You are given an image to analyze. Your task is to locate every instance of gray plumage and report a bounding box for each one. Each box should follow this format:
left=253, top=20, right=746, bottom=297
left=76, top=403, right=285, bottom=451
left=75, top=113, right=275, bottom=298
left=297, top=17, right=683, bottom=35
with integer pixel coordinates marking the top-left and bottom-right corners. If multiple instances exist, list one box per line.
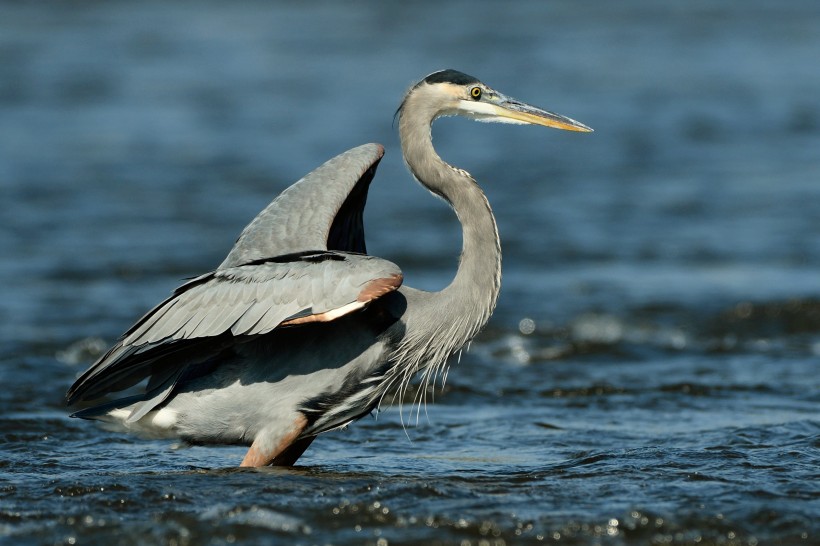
left=66, top=69, right=591, bottom=467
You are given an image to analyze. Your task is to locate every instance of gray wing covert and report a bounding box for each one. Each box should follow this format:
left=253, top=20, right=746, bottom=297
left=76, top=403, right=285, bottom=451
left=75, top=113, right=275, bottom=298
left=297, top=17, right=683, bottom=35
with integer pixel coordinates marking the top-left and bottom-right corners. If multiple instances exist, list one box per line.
left=123, top=253, right=402, bottom=344
left=220, top=143, right=384, bottom=268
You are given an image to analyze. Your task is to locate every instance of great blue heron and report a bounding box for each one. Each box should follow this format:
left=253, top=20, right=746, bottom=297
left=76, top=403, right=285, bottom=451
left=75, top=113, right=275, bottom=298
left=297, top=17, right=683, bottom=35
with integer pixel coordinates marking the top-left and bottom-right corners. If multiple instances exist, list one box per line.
left=66, top=69, right=592, bottom=467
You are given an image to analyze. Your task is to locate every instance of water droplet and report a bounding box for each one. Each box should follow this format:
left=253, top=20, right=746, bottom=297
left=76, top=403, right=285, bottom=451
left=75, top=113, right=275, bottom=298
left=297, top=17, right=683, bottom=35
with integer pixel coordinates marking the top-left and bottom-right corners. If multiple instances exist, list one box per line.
left=518, top=318, right=536, bottom=335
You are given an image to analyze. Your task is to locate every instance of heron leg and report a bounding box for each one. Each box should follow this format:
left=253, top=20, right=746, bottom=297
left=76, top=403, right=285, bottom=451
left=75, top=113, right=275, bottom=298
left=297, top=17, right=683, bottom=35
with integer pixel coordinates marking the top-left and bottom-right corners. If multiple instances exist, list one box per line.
left=270, top=435, right=315, bottom=466
left=240, top=414, right=309, bottom=467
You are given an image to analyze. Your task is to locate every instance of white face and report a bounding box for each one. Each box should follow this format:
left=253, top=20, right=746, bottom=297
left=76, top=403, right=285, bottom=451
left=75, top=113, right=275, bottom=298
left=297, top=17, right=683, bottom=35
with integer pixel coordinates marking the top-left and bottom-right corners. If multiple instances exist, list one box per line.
left=416, top=82, right=524, bottom=124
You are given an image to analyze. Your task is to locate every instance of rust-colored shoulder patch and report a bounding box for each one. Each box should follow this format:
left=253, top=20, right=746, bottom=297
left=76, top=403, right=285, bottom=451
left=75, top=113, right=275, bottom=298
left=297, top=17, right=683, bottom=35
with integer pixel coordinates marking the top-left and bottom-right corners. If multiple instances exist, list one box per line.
left=357, top=273, right=403, bottom=303
left=280, top=273, right=403, bottom=327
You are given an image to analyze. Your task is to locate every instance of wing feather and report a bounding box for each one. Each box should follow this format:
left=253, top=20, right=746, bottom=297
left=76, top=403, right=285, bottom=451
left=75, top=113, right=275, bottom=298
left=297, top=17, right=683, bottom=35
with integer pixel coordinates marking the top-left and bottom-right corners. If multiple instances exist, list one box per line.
left=219, top=144, right=384, bottom=267
left=66, top=251, right=402, bottom=405
left=125, top=256, right=401, bottom=345
left=67, top=143, right=390, bottom=413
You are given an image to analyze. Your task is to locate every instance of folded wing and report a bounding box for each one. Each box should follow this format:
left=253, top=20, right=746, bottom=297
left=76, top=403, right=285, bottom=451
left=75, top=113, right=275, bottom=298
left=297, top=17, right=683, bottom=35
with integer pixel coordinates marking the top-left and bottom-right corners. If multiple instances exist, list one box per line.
left=67, top=252, right=402, bottom=411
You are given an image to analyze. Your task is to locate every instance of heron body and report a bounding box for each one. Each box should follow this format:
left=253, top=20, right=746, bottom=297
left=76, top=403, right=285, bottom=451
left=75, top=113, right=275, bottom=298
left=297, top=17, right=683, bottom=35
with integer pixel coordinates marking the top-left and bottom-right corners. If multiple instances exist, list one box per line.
left=66, top=70, right=591, bottom=466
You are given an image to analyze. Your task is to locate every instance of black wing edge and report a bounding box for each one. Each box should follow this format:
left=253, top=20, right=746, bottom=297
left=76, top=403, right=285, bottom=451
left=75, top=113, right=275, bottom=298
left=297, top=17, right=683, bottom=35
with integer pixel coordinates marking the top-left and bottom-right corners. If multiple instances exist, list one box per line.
left=65, top=332, right=231, bottom=410
left=326, top=158, right=381, bottom=254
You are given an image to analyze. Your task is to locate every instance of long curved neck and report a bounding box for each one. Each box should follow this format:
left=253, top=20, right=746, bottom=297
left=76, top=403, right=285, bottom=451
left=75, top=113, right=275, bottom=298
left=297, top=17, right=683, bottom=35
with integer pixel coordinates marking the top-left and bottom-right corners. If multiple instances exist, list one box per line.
left=398, top=91, right=501, bottom=342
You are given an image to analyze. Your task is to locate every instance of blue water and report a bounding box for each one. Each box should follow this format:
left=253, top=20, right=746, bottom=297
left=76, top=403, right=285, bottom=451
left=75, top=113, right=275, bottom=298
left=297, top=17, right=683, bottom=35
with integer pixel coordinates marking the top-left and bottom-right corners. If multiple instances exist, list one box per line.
left=1, top=1, right=818, bottom=544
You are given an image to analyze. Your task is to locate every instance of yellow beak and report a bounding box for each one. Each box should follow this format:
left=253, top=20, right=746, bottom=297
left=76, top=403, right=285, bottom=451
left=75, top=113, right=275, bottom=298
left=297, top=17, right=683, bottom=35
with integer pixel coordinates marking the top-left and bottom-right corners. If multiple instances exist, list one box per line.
left=492, top=94, right=593, bottom=132
left=459, top=92, right=593, bottom=132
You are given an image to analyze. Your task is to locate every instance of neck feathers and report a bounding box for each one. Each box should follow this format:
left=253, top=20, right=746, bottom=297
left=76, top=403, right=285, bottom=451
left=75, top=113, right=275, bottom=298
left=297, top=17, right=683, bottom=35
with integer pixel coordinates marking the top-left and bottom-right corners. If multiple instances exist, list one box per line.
left=395, top=83, right=503, bottom=370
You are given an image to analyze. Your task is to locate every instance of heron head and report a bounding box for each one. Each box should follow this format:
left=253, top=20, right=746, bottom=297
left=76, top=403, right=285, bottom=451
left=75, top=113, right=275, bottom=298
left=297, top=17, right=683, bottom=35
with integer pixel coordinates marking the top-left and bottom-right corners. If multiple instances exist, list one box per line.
left=398, top=69, right=593, bottom=132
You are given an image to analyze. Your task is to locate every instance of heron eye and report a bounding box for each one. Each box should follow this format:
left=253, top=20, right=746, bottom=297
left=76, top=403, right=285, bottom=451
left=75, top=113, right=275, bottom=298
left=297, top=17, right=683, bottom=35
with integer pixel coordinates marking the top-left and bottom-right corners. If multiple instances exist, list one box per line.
left=470, top=87, right=482, bottom=100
